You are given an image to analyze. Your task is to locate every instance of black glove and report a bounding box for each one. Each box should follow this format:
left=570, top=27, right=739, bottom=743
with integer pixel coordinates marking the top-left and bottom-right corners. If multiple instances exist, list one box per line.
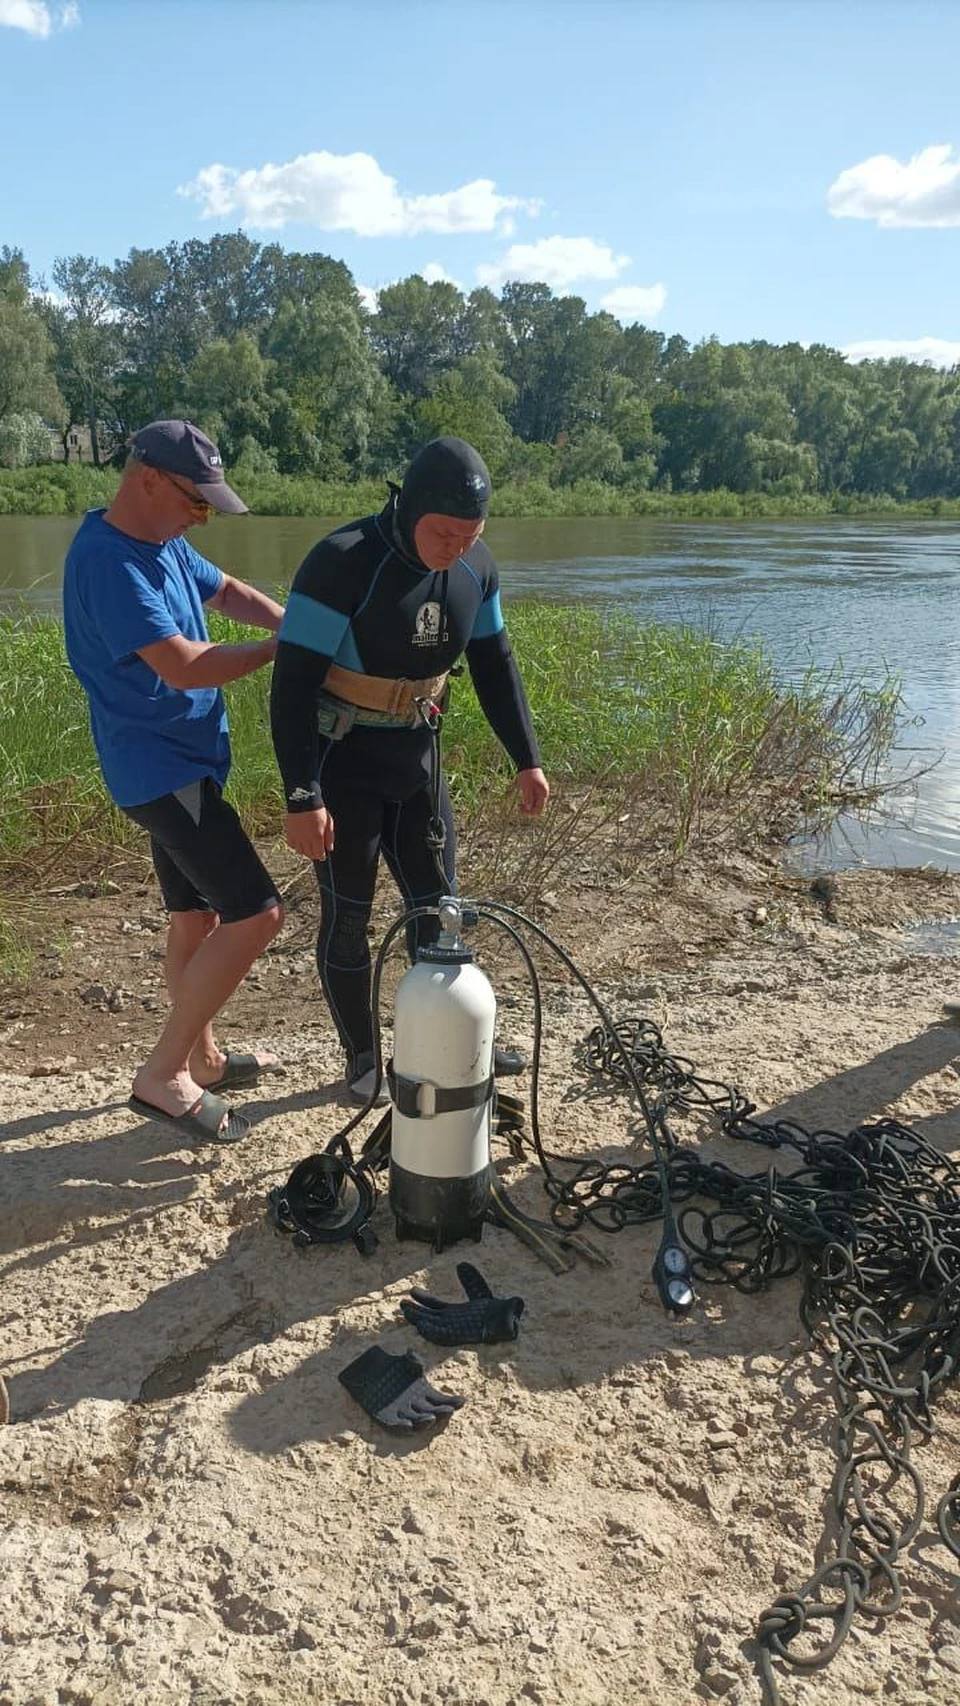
left=338, top=1345, right=465, bottom=1431
left=400, top=1262, right=525, bottom=1346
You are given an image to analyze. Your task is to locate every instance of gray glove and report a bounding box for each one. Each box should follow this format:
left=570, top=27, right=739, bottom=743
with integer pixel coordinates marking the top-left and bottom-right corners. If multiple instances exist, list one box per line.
left=338, top=1345, right=465, bottom=1431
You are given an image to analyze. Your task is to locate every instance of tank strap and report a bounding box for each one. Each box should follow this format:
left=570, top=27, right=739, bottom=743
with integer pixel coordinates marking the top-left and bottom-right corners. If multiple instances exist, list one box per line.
left=387, top=1061, right=494, bottom=1120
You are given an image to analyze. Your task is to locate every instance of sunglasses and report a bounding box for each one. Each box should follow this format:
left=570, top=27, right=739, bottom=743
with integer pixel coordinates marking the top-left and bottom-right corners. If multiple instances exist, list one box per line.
left=159, top=469, right=215, bottom=517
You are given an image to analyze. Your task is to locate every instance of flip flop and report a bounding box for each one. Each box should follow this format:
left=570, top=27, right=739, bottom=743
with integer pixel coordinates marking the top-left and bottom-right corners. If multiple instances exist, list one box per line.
left=128, top=1090, right=251, bottom=1145
left=205, top=1051, right=284, bottom=1094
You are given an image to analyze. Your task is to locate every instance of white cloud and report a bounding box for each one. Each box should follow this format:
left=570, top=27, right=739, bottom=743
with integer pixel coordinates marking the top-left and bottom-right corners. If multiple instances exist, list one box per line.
left=421, top=262, right=464, bottom=291
left=600, top=283, right=667, bottom=324
left=178, top=149, right=539, bottom=236
left=355, top=284, right=379, bottom=314
left=828, top=144, right=960, bottom=228
left=843, top=337, right=960, bottom=369
left=0, top=0, right=77, bottom=35
left=476, top=235, right=630, bottom=292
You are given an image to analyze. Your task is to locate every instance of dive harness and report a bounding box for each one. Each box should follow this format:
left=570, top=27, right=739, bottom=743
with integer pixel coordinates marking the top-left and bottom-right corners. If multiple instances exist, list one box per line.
left=315, top=662, right=450, bottom=739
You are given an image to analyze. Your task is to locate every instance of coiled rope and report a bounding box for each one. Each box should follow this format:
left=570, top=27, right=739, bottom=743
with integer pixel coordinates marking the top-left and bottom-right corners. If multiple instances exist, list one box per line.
left=542, top=1013, right=960, bottom=1705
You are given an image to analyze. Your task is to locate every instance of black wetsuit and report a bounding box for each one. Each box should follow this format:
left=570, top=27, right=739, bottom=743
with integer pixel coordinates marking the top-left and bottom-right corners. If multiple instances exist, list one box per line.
left=270, top=493, right=540, bottom=1064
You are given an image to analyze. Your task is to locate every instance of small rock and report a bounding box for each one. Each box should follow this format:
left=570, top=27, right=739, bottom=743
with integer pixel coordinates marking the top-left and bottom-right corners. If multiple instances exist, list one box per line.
left=700, top=1666, right=739, bottom=1697
left=409, top=1615, right=442, bottom=1640
left=750, top=906, right=768, bottom=926
left=103, top=1570, right=140, bottom=1596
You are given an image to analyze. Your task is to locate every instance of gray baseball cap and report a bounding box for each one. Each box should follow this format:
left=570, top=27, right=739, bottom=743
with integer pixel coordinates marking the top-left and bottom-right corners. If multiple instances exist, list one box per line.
left=130, top=419, right=248, bottom=514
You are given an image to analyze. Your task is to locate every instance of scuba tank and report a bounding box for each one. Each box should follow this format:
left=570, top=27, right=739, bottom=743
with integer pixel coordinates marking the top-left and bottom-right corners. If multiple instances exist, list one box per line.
left=389, top=897, right=495, bottom=1250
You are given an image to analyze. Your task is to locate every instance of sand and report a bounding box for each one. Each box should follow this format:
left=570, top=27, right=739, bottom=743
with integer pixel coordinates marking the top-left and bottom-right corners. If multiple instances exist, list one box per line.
left=3, top=847, right=960, bottom=1706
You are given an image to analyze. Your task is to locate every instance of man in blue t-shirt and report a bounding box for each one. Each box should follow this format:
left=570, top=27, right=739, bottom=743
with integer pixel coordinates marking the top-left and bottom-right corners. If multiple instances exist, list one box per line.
left=64, top=419, right=285, bottom=1144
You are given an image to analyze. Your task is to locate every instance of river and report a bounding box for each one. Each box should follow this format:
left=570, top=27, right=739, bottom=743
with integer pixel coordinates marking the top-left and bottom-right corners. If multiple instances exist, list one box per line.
left=2, top=512, right=958, bottom=872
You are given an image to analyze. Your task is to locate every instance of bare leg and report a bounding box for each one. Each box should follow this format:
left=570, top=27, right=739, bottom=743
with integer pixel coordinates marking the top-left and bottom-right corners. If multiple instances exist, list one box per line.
left=163, top=910, right=221, bottom=1082
left=132, top=903, right=284, bottom=1121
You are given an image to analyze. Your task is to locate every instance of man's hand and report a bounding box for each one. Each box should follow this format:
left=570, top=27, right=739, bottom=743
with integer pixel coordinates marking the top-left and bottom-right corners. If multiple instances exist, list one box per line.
left=285, top=807, right=335, bottom=861
left=516, top=767, right=550, bottom=817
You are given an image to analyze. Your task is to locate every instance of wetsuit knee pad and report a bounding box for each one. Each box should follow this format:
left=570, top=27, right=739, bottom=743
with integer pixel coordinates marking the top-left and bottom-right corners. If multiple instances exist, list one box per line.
left=319, top=909, right=371, bottom=972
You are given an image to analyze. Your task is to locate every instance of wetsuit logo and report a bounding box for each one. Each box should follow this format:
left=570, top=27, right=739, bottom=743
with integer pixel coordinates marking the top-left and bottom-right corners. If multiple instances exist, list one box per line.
left=412, top=601, right=445, bottom=647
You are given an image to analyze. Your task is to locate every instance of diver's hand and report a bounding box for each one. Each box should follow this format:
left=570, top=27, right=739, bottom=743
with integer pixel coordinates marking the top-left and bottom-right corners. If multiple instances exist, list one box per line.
left=284, top=807, right=335, bottom=861
left=516, top=767, right=549, bottom=817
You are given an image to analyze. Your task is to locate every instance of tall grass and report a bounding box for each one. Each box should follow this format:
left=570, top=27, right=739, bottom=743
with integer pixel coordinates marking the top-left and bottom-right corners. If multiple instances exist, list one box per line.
left=443, top=604, right=903, bottom=852
left=0, top=603, right=903, bottom=883
left=3, top=462, right=960, bottom=519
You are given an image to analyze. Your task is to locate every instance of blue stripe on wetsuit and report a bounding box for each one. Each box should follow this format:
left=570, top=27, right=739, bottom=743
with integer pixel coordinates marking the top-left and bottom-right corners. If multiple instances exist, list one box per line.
left=280, top=591, right=351, bottom=656
left=470, top=589, right=504, bottom=641
left=333, top=627, right=365, bottom=671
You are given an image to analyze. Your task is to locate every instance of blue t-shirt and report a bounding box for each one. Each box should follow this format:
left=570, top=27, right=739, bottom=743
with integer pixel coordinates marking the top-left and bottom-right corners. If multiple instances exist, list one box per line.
left=63, top=509, right=230, bottom=807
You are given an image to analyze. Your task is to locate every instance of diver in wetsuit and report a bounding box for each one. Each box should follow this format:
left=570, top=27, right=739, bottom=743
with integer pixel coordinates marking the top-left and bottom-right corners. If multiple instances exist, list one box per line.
left=270, top=437, right=550, bottom=1101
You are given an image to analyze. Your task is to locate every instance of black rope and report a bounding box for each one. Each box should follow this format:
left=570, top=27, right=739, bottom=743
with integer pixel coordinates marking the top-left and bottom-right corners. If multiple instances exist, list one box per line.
left=568, top=1013, right=960, bottom=1704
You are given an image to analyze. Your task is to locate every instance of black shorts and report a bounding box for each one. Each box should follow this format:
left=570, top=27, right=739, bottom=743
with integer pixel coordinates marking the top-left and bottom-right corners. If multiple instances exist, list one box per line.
left=122, top=778, right=280, bottom=925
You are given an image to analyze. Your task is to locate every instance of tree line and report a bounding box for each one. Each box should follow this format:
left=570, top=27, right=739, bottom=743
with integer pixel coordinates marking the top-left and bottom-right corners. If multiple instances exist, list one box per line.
left=1, top=234, right=958, bottom=499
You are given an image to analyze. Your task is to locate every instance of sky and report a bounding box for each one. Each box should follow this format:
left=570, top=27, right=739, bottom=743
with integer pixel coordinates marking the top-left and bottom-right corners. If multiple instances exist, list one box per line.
left=2, top=0, right=960, bottom=364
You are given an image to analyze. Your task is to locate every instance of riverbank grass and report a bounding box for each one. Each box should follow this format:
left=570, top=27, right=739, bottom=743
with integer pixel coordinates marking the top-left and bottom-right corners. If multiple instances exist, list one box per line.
left=0, top=603, right=900, bottom=883
left=3, top=462, right=960, bottom=519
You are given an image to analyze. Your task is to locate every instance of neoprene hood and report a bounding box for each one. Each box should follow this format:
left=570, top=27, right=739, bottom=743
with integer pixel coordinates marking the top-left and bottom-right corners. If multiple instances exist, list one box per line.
left=395, top=437, right=492, bottom=556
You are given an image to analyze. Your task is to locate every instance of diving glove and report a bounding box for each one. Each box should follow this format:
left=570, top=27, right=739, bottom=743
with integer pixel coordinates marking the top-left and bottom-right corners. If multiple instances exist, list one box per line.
left=400, top=1261, right=525, bottom=1346
left=338, top=1345, right=464, bottom=1431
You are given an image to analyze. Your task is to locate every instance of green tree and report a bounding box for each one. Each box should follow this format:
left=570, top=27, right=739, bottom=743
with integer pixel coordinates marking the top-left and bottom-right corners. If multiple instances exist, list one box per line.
left=500, top=286, right=623, bottom=444
left=186, top=332, right=272, bottom=463
left=264, top=293, right=389, bottom=475
left=110, top=243, right=209, bottom=428
left=0, top=411, right=53, bottom=468
left=556, top=426, right=624, bottom=486
left=0, top=250, right=62, bottom=425
left=370, top=276, right=466, bottom=397
left=411, top=353, right=516, bottom=476
left=43, top=255, right=120, bottom=465
left=178, top=232, right=270, bottom=338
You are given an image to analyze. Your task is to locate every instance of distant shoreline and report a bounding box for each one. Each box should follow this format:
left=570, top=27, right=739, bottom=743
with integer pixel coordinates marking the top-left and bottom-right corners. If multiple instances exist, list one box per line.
left=3, top=464, right=960, bottom=521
